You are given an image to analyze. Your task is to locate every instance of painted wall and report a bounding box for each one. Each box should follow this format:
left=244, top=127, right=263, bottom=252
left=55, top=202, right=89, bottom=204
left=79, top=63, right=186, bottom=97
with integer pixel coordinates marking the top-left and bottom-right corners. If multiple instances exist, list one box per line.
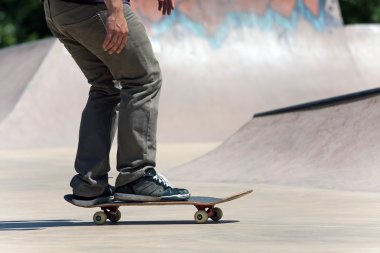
left=131, top=0, right=342, bottom=48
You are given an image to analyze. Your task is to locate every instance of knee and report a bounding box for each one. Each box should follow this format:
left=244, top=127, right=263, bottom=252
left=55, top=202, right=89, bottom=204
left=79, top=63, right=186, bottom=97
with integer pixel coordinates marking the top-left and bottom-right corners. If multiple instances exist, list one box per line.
left=88, top=83, right=121, bottom=104
left=148, top=68, right=162, bottom=92
left=119, top=66, right=162, bottom=94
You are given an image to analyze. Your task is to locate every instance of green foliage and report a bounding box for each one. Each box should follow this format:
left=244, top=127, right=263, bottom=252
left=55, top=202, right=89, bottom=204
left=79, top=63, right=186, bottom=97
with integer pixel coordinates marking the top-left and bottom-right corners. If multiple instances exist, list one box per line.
left=339, top=0, right=380, bottom=24
left=0, top=0, right=51, bottom=48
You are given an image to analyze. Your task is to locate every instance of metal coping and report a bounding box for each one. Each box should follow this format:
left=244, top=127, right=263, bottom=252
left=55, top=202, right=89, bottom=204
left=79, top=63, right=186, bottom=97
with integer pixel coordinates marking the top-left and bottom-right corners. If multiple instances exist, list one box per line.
left=254, top=87, right=380, bottom=118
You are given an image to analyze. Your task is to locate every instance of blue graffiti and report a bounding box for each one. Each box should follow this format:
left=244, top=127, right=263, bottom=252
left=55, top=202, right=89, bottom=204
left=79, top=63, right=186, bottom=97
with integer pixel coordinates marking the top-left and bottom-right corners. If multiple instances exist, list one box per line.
left=148, top=0, right=342, bottom=48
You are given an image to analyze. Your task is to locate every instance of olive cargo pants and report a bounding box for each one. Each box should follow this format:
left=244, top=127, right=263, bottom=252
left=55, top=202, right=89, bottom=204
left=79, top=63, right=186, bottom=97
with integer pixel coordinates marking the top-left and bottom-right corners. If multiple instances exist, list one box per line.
left=44, top=0, right=162, bottom=197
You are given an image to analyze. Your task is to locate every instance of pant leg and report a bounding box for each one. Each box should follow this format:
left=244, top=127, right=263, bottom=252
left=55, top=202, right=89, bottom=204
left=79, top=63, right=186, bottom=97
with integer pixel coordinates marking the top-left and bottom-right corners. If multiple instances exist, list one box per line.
left=45, top=0, right=120, bottom=197
left=45, top=0, right=162, bottom=191
left=98, top=6, right=162, bottom=187
left=68, top=42, right=121, bottom=197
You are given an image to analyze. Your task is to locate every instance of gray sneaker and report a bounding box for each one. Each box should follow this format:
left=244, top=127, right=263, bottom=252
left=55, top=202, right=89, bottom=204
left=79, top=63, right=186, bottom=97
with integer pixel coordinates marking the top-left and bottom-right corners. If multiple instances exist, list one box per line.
left=114, top=168, right=190, bottom=201
left=72, top=185, right=114, bottom=207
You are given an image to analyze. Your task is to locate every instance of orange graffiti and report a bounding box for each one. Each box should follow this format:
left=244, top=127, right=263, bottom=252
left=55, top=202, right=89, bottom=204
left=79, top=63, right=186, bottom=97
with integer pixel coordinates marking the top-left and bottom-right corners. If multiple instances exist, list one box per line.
left=178, top=1, right=226, bottom=35
left=130, top=0, right=161, bottom=22
left=250, top=0, right=271, bottom=16
left=304, top=0, right=319, bottom=16
left=130, top=0, right=324, bottom=35
left=270, top=0, right=297, bottom=17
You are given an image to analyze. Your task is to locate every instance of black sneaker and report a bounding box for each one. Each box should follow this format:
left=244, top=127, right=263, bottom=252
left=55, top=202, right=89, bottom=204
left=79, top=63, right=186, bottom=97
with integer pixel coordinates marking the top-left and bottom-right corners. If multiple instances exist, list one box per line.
left=114, top=168, right=190, bottom=201
left=72, top=185, right=114, bottom=207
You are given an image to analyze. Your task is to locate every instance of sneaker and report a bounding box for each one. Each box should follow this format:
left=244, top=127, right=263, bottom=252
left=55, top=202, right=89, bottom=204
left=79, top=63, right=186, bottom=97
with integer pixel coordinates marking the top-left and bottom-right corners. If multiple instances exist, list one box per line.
left=114, top=168, right=190, bottom=201
left=72, top=185, right=114, bottom=207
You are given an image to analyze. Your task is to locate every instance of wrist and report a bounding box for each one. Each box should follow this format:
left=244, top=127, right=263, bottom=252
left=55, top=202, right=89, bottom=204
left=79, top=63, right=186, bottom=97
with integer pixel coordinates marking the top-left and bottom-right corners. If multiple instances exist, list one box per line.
left=105, top=0, right=124, bottom=15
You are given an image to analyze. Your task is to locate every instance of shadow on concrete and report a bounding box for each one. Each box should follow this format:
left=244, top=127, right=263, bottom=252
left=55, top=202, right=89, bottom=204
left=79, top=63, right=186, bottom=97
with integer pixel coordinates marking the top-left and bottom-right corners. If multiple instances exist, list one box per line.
left=0, top=219, right=239, bottom=231
left=0, top=220, right=92, bottom=231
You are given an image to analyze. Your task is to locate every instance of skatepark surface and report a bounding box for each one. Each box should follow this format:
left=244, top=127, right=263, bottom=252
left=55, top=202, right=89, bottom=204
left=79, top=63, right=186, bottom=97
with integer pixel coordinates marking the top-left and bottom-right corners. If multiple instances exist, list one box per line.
left=1, top=148, right=380, bottom=253
left=2, top=0, right=380, bottom=252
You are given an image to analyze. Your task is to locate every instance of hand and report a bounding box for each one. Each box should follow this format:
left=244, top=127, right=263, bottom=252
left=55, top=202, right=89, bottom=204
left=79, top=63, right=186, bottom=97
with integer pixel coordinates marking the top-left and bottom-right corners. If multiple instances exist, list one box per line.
left=102, top=11, right=129, bottom=54
left=158, top=0, right=175, bottom=15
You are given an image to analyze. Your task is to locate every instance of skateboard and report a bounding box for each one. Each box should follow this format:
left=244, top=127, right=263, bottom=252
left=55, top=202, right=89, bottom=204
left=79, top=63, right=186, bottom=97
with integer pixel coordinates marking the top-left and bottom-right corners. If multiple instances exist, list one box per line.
left=64, top=189, right=253, bottom=225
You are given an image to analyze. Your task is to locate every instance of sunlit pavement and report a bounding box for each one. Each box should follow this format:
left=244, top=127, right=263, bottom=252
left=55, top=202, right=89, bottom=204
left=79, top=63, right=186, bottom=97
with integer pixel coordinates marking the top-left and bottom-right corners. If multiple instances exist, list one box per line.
left=1, top=145, right=380, bottom=253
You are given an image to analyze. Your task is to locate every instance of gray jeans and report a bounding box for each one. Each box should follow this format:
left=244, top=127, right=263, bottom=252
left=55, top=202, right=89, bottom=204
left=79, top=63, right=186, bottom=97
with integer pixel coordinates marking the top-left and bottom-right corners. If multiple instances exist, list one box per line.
left=44, top=0, right=162, bottom=197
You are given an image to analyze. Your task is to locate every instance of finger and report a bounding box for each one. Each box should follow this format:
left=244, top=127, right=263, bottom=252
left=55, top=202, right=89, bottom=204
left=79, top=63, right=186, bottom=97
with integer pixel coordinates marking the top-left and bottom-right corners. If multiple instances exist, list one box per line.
left=105, top=33, right=119, bottom=52
left=167, top=2, right=173, bottom=15
left=103, top=32, right=114, bottom=50
left=166, top=1, right=174, bottom=15
left=108, top=34, right=123, bottom=54
left=104, top=31, right=119, bottom=51
left=169, top=0, right=175, bottom=12
left=108, top=35, right=122, bottom=54
left=116, top=34, right=128, bottom=53
left=113, top=32, right=126, bottom=53
left=104, top=37, right=117, bottom=52
left=162, top=3, right=167, bottom=15
left=158, top=0, right=163, bottom=11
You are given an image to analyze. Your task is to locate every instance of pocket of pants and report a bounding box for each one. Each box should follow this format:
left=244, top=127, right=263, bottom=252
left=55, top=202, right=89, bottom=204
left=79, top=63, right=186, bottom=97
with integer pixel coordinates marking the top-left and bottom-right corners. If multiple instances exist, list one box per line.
left=58, top=10, right=108, bottom=49
left=59, top=9, right=107, bottom=30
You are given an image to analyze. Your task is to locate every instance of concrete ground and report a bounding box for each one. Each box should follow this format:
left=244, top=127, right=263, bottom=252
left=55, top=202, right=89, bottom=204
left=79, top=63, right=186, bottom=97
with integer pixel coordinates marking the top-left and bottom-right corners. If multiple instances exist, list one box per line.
left=1, top=145, right=380, bottom=253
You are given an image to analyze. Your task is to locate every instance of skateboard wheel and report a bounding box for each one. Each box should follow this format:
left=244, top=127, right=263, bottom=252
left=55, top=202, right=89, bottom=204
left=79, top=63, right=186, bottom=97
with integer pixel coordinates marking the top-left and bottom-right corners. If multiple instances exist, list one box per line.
left=108, top=209, right=122, bottom=223
left=194, top=210, right=208, bottom=224
left=210, top=207, right=223, bottom=222
left=93, top=211, right=107, bottom=225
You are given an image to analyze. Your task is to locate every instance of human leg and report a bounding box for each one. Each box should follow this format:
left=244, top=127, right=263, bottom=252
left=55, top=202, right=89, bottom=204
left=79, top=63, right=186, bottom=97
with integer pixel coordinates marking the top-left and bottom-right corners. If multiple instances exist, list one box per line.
left=96, top=5, right=189, bottom=200
left=44, top=0, right=120, bottom=202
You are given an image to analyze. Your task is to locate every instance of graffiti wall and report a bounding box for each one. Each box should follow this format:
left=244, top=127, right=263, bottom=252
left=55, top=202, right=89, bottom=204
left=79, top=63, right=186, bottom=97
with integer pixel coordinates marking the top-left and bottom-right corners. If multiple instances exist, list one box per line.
left=131, top=0, right=342, bottom=47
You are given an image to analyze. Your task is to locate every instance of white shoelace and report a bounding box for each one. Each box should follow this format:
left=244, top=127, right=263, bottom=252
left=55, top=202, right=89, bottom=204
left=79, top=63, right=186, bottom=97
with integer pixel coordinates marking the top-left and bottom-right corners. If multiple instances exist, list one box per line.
left=153, top=172, right=172, bottom=188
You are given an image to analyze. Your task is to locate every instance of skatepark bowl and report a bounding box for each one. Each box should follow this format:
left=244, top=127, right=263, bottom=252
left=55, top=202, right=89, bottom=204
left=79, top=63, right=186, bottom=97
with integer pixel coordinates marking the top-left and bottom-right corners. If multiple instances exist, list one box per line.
left=1, top=0, right=380, bottom=252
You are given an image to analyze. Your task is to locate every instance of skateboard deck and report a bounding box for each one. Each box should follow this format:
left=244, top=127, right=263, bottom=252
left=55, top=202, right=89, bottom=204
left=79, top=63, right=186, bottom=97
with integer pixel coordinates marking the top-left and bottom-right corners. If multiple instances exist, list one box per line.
left=64, top=189, right=253, bottom=225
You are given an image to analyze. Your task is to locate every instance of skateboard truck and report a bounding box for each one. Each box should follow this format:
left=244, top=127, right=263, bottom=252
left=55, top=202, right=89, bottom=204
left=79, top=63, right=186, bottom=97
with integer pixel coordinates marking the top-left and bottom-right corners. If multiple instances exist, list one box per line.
left=93, top=207, right=121, bottom=224
left=194, top=205, right=223, bottom=224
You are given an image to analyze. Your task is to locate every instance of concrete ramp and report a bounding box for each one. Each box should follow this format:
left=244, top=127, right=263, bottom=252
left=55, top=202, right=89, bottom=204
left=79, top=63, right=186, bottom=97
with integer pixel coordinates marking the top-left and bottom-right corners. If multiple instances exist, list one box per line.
left=345, top=24, right=380, bottom=86
left=0, top=40, right=89, bottom=148
left=133, top=0, right=372, bottom=141
left=0, top=0, right=379, bottom=148
left=168, top=88, right=380, bottom=192
left=0, top=39, right=54, bottom=123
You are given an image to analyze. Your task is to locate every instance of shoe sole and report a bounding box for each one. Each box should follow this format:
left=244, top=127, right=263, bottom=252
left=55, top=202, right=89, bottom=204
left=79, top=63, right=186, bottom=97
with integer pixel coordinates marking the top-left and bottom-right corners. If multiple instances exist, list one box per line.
left=114, top=193, right=190, bottom=202
left=72, top=196, right=114, bottom=207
